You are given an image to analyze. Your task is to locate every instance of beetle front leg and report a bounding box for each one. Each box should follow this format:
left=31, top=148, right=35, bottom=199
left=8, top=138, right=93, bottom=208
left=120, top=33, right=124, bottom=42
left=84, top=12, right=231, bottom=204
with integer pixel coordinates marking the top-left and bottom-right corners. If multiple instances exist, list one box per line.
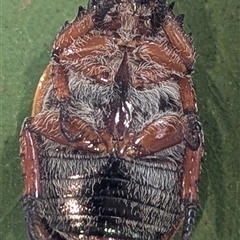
left=136, top=41, right=188, bottom=74
left=52, top=11, right=94, bottom=60
left=136, top=15, right=195, bottom=76
left=57, top=34, right=111, bottom=62
left=163, top=17, right=195, bottom=67
left=55, top=34, right=116, bottom=86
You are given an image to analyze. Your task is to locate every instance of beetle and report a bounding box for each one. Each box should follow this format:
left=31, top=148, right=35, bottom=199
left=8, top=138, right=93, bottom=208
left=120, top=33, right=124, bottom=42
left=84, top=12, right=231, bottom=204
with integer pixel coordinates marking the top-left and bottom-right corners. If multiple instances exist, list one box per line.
left=20, top=0, right=203, bottom=239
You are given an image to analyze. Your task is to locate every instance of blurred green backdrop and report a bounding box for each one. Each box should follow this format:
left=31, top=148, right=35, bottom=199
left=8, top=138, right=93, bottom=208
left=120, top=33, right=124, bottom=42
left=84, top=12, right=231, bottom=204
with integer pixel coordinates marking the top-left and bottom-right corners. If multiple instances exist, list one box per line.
left=0, top=0, right=239, bottom=239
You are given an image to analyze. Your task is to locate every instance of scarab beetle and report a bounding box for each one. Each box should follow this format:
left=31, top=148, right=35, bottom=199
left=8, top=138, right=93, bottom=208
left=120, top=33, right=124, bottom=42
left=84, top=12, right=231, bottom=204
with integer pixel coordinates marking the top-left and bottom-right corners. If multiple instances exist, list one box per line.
left=20, top=0, right=203, bottom=239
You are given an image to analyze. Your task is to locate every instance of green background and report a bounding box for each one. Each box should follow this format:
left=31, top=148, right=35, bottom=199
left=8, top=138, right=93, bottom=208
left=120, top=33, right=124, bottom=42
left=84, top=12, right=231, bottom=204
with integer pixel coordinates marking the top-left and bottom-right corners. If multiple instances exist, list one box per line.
left=0, top=0, right=239, bottom=239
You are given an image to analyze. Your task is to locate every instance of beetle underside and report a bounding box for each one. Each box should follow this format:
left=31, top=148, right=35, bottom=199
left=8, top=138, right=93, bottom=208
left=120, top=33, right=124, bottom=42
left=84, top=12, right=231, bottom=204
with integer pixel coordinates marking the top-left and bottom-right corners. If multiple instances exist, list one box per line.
left=20, top=0, right=203, bottom=240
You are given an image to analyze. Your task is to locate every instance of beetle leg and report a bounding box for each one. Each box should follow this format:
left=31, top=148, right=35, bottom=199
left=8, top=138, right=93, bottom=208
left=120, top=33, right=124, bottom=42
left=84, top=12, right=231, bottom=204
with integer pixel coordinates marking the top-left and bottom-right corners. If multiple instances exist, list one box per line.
left=176, top=74, right=203, bottom=239
left=24, top=113, right=107, bottom=153
left=51, top=63, right=70, bottom=100
left=57, top=34, right=111, bottom=62
left=51, top=63, right=73, bottom=147
left=163, top=17, right=195, bottom=68
left=118, top=111, right=201, bottom=159
left=52, top=12, right=94, bottom=60
left=178, top=76, right=197, bottom=113
left=135, top=16, right=194, bottom=76
left=135, top=41, right=188, bottom=73
left=50, top=63, right=109, bottom=153
left=51, top=62, right=84, bottom=140
left=20, top=120, right=53, bottom=239
left=178, top=74, right=201, bottom=151
left=181, top=142, right=203, bottom=240
left=53, top=34, right=116, bottom=85
left=20, top=119, right=41, bottom=197
left=118, top=115, right=186, bottom=158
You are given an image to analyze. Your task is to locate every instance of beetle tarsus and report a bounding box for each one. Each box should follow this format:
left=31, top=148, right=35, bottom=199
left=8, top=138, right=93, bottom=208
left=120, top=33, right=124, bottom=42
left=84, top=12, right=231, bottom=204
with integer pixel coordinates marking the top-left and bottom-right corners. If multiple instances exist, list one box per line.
left=181, top=201, right=198, bottom=240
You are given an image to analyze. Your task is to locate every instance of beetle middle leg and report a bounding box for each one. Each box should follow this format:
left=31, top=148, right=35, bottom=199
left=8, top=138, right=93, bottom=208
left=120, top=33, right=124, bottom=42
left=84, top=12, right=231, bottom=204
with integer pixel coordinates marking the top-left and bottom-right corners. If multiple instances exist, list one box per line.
left=26, top=63, right=110, bottom=153
left=48, top=62, right=111, bottom=153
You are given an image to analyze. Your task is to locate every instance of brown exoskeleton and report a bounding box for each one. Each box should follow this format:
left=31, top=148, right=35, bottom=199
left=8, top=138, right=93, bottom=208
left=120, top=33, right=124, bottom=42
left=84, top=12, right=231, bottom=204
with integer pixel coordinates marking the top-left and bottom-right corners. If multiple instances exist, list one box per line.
left=20, top=1, right=203, bottom=239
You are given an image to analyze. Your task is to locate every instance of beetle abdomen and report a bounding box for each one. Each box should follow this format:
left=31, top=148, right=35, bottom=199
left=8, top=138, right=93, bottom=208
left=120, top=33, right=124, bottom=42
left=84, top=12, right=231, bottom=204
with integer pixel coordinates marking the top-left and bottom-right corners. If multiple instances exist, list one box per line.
left=34, top=139, right=183, bottom=239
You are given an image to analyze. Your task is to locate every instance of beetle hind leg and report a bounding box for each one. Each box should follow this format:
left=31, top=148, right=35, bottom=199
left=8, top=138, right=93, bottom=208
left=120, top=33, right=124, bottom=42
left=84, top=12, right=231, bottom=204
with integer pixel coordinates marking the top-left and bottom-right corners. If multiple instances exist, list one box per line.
left=181, top=201, right=197, bottom=240
left=24, top=200, right=64, bottom=240
left=21, top=121, right=60, bottom=240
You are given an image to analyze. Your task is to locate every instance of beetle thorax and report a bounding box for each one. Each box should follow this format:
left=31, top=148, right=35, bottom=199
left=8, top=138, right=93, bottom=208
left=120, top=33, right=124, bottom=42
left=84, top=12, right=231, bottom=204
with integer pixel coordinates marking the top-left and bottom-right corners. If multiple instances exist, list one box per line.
left=117, top=14, right=139, bottom=42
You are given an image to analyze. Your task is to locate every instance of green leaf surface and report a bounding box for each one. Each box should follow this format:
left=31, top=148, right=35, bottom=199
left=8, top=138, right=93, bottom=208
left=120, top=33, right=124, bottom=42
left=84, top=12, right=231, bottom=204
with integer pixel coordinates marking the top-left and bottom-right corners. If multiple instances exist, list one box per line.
left=0, top=0, right=239, bottom=239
